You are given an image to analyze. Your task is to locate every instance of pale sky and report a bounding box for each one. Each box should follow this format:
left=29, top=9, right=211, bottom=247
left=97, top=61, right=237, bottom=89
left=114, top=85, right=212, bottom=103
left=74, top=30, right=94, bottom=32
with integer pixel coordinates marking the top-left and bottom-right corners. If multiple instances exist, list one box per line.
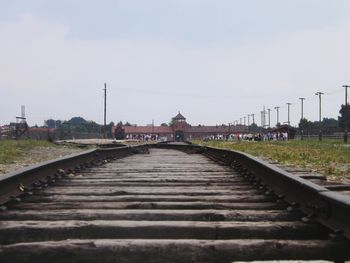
left=1, top=0, right=350, bottom=126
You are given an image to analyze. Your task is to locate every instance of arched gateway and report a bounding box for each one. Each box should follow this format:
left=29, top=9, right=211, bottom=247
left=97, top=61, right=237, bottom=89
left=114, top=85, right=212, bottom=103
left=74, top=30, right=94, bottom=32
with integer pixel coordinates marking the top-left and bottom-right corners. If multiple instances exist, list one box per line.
left=172, top=112, right=187, bottom=142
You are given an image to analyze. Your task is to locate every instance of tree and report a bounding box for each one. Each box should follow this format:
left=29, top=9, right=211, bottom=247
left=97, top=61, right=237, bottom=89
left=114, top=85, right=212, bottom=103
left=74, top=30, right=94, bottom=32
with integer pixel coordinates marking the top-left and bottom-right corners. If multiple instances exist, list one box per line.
left=105, top=122, right=115, bottom=138
left=69, top=117, right=87, bottom=126
left=339, top=104, right=350, bottom=141
left=339, top=104, right=350, bottom=128
left=248, top=123, right=258, bottom=133
left=322, top=118, right=338, bottom=128
left=55, top=120, right=62, bottom=128
left=298, top=118, right=309, bottom=130
left=168, top=118, right=175, bottom=126
left=45, top=119, right=56, bottom=128
left=160, top=123, right=168, bottom=126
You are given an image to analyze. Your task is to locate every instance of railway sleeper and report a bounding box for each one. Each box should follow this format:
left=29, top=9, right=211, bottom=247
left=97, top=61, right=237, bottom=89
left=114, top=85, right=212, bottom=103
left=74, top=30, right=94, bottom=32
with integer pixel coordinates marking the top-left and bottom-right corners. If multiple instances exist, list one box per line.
left=0, top=220, right=330, bottom=245
left=0, top=209, right=303, bottom=221
left=8, top=201, right=288, bottom=210
left=0, top=239, right=349, bottom=263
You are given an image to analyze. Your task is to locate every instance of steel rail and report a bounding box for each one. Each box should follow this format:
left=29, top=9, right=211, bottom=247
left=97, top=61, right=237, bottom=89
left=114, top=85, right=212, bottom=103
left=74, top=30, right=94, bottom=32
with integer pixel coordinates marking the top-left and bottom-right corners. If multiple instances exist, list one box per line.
left=0, top=142, right=349, bottom=262
left=2, top=142, right=349, bottom=240
left=154, top=143, right=350, bottom=240
left=0, top=145, right=148, bottom=206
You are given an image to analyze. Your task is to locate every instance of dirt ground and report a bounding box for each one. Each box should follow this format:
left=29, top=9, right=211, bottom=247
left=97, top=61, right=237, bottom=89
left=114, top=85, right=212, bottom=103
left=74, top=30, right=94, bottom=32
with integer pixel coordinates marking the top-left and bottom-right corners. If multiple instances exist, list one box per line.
left=0, top=146, right=85, bottom=175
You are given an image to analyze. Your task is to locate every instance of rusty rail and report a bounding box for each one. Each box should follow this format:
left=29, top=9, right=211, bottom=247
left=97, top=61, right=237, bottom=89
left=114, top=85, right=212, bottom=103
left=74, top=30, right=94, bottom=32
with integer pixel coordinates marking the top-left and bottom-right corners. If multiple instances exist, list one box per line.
left=0, top=145, right=148, bottom=206
left=0, top=142, right=349, bottom=262
left=155, top=143, right=350, bottom=240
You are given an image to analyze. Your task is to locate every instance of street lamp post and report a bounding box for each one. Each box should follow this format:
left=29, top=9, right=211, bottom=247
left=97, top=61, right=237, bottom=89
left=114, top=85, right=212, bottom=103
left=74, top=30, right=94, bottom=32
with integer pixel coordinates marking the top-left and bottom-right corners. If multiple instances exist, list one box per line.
left=267, top=108, right=271, bottom=128
left=286, top=103, right=291, bottom=126
left=286, top=103, right=291, bottom=140
left=342, top=85, right=349, bottom=143
left=251, top=114, right=255, bottom=133
left=103, top=83, right=107, bottom=139
left=315, top=92, right=324, bottom=141
left=299, top=98, right=305, bottom=140
left=274, top=106, right=280, bottom=127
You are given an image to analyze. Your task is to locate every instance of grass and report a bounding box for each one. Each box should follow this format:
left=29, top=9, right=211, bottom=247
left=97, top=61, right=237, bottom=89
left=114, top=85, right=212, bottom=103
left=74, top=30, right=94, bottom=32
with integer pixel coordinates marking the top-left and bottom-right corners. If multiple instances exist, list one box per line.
left=193, top=139, right=350, bottom=181
left=0, top=140, right=55, bottom=164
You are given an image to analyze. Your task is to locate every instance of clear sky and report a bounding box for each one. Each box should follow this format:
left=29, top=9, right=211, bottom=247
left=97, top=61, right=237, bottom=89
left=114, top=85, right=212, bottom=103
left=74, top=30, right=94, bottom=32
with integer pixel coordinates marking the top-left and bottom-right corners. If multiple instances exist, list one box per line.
left=1, top=0, right=350, bottom=126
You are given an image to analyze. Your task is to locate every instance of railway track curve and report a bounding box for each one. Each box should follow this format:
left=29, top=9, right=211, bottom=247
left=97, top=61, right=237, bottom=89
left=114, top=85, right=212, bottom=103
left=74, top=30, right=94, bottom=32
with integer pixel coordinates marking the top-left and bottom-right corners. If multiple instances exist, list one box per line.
left=0, top=143, right=349, bottom=262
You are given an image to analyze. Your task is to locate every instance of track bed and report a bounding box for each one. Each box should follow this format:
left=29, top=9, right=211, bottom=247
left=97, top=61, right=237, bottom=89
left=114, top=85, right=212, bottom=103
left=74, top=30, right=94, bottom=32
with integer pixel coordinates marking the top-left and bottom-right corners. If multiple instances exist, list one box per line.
left=0, top=148, right=349, bottom=262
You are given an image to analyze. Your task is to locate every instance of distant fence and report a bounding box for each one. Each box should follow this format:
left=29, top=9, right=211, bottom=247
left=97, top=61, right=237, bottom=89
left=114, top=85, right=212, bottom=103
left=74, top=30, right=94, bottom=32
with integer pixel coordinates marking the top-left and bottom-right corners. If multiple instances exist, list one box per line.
left=0, top=130, right=107, bottom=141
left=295, top=133, right=349, bottom=140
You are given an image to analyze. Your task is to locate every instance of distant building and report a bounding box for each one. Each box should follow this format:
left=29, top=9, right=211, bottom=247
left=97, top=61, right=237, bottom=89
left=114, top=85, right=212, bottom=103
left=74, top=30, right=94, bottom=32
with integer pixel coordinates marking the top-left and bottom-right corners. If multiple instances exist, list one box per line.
left=112, top=112, right=248, bottom=141
left=270, top=125, right=297, bottom=140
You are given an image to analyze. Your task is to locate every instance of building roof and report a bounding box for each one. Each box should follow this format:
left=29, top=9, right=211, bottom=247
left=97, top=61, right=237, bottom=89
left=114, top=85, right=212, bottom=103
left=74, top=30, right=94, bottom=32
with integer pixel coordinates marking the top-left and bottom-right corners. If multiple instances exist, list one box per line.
left=188, top=125, right=245, bottom=133
left=119, top=124, right=248, bottom=134
left=29, top=127, right=55, bottom=132
left=123, top=126, right=173, bottom=134
left=173, top=112, right=186, bottom=120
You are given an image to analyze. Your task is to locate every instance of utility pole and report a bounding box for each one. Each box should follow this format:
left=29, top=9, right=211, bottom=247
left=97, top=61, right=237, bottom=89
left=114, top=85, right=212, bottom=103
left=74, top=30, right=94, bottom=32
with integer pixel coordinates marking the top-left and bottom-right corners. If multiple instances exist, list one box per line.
left=315, top=92, right=324, bottom=141
left=267, top=108, right=271, bottom=128
left=240, top=118, right=242, bottom=125
left=344, top=85, right=349, bottom=106
left=247, top=114, right=250, bottom=126
left=251, top=114, right=255, bottom=133
left=299, top=98, right=305, bottom=140
left=342, top=85, right=349, bottom=142
left=274, top=106, right=280, bottom=127
left=244, top=116, right=246, bottom=126
left=286, top=103, right=291, bottom=126
left=261, top=106, right=266, bottom=129
left=104, top=83, right=107, bottom=139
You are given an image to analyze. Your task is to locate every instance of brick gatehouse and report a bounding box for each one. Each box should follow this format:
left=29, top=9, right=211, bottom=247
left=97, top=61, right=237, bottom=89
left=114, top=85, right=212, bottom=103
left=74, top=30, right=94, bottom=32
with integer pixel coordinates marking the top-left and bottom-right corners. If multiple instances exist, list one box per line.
left=113, top=112, right=248, bottom=141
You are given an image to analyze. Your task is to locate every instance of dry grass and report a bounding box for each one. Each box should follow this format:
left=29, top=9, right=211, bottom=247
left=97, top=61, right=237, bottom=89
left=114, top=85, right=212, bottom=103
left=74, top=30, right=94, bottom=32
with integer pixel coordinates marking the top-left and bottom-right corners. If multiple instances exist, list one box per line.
left=0, top=140, right=55, bottom=164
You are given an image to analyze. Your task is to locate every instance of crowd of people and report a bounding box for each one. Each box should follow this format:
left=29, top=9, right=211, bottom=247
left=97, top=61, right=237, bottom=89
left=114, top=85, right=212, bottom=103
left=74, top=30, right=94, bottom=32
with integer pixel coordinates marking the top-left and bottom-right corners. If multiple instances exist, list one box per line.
left=203, top=132, right=289, bottom=141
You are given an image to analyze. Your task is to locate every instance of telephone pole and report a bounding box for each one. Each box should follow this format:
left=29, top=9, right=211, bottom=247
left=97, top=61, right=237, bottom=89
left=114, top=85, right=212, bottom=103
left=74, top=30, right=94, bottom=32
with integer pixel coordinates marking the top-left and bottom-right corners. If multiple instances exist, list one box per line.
left=247, top=114, right=250, bottom=126
left=286, top=103, right=291, bottom=126
left=299, top=98, right=305, bottom=140
left=251, top=114, right=255, bottom=133
left=274, top=106, right=280, bottom=127
left=267, top=108, right=271, bottom=128
left=104, top=83, right=107, bottom=139
left=261, top=106, right=266, bottom=129
left=342, top=85, right=349, bottom=142
left=315, top=92, right=324, bottom=141
left=344, top=85, right=349, bottom=106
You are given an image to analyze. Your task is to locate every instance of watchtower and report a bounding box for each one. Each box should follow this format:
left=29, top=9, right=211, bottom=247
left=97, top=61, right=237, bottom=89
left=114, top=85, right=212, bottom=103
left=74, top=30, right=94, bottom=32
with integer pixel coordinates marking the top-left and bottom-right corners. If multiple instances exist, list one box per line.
left=172, top=112, right=186, bottom=141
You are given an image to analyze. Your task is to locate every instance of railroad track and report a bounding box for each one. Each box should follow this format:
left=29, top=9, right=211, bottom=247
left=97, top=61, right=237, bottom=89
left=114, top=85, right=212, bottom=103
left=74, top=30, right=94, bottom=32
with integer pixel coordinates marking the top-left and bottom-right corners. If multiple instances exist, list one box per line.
left=0, top=143, right=349, bottom=262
